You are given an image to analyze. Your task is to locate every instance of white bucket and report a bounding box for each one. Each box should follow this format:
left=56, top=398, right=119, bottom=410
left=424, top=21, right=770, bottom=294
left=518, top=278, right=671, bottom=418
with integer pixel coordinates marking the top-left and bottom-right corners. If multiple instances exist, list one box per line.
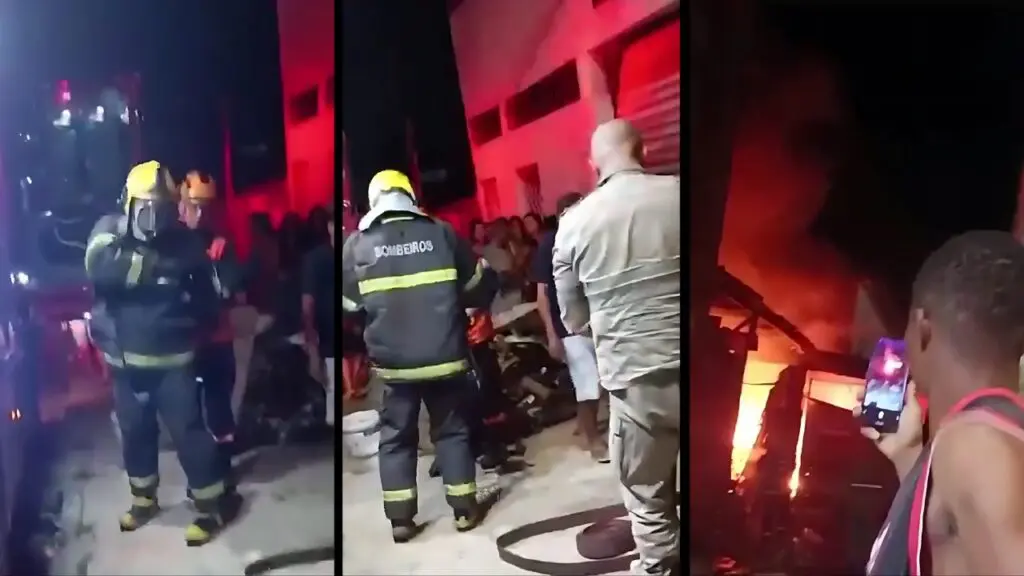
left=341, top=410, right=381, bottom=458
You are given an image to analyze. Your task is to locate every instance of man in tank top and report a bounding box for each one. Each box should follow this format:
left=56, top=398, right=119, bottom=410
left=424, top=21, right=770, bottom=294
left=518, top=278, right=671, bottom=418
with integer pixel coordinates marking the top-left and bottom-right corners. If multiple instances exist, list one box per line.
left=855, top=231, right=1024, bottom=575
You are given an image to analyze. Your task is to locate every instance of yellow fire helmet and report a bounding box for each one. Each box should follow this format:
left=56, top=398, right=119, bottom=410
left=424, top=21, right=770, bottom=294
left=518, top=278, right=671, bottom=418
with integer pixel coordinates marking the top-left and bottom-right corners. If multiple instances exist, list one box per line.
left=122, top=160, right=178, bottom=213
left=181, top=170, right=217, bottom=202
left=367, top=169, right=416, bottom=209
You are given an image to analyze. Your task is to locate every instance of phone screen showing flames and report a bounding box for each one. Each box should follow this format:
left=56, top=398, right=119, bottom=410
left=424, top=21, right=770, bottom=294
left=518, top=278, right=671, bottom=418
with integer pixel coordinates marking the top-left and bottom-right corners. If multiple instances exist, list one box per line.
left=863, top=338, right=910, bottom=430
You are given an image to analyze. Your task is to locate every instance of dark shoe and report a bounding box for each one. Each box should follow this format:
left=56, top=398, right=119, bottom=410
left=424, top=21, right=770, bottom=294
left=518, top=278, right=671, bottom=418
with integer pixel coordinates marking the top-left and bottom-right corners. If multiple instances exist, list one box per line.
left=428, top=459, right=441, bottom=478
left=391, top=520, right=420, bottom=543
left=185, top=491, right=242, bottom=547
left=119, top=498, right=160, bottom=532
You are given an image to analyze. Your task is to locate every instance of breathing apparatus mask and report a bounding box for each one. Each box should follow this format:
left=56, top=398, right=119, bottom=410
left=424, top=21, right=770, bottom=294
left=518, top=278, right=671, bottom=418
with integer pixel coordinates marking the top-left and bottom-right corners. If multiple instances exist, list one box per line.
left=129, top=198, right=179, bottom=240
left=121, top=161, right=180, bottom=242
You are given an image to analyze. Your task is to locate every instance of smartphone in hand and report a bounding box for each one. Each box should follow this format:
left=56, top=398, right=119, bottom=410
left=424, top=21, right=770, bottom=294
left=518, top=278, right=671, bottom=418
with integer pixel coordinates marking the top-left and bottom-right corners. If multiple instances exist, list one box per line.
left=860, top=337, right=910, bottom=434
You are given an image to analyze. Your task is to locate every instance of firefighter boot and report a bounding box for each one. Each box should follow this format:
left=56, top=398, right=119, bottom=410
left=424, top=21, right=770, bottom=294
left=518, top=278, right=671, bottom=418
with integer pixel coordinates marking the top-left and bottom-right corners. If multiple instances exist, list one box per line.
left=390, top=520, right=422, bottom=543
left=184, top=489, right=242, bottom=547
left=453, top=484, right=502, bottom=532
left=119, top=479, right=161, bottom=532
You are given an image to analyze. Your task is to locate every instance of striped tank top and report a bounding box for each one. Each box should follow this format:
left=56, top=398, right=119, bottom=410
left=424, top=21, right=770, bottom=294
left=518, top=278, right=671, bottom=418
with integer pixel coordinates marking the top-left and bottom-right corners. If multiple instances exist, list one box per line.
left=866, top=388, right=1024, bottom=576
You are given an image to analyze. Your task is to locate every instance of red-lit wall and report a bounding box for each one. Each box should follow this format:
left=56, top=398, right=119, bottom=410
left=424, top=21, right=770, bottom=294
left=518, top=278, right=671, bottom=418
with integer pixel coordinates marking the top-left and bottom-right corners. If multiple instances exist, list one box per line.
left=450, top=0, right=679, bottom=218
left=276, top=0, right=335, bottom=215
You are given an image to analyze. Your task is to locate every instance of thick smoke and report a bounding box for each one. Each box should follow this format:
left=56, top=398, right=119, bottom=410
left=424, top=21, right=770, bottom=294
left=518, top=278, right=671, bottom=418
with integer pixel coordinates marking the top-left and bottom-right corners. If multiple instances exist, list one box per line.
left=719, top=43, right=857, bottom=357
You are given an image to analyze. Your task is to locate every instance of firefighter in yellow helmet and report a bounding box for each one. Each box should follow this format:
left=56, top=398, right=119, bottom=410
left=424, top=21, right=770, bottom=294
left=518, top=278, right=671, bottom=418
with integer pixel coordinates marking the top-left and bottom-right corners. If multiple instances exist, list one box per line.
left=179, top=170, right=246, bottom=496
left=84, top=161, right=240, bottom=546
left=342, top=169, right=500, bottom=542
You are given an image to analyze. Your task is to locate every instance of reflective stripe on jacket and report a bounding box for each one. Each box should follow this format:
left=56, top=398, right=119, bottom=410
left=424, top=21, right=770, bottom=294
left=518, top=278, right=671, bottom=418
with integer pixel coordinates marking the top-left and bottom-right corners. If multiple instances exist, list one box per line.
left=341, top=214, right=492, bottom=382
left=85, top=215, right=218, bottom=368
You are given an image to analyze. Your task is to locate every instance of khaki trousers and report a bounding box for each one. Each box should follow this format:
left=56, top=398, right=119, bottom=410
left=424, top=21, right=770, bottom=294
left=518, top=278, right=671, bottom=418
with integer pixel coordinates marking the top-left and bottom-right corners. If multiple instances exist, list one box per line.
left=609, top=375, right=681, bottom=576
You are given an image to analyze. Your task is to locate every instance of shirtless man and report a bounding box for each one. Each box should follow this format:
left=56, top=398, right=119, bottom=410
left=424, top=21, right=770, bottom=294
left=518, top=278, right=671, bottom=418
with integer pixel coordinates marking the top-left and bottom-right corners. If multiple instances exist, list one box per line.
left=855, top=230, right=1024, bottom=575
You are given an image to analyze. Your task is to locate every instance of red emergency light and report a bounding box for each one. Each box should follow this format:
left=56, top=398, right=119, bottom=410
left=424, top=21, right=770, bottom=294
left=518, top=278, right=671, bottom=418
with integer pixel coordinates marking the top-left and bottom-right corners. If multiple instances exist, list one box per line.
left=56, top=80, right=71, bottom=105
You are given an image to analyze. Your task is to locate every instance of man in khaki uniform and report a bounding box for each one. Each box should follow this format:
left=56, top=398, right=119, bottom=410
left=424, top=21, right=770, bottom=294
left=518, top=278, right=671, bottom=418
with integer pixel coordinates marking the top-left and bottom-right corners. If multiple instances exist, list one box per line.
left=553, top=119, right=681, bottom=576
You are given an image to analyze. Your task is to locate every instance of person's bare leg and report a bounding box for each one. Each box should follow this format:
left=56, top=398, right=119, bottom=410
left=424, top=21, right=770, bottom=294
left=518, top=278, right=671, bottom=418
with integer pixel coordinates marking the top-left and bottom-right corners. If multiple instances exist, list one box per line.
left=576, top=401, right=597, bottom=439
left=563, top=335, right=607, bottom=461
left=577, top=399, right=608, bottom=461
left=577, top=390, right=609, bottom=436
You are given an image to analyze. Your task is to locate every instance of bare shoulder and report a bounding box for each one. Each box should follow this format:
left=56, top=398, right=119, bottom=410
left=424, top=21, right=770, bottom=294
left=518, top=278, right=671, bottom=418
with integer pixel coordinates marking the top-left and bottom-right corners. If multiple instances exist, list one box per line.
left=938, top=419, right=1024, bottom=471
left=933, top=420, right=1024, bottom=513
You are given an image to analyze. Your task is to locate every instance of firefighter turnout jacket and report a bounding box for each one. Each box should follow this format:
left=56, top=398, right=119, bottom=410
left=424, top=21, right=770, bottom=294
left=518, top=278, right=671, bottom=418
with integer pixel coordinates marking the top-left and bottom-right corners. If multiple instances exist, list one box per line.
left=85, top=214, right=221, bottom=368
left=341, top=213, right=497, bottom=383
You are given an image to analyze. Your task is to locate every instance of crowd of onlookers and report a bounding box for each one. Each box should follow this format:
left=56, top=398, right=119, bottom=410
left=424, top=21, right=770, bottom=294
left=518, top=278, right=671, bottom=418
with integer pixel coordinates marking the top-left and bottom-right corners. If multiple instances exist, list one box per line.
left=241, top=206, right=332, bottom=338
left=468, top=212, right=557, bottom=311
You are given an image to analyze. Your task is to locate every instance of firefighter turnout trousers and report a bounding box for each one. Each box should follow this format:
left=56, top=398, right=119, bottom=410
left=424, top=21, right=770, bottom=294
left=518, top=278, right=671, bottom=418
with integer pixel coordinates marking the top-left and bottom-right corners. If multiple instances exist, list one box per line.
left=112, top=363, right=226, bottom=507
left=379, top=374, right=478, bottom=521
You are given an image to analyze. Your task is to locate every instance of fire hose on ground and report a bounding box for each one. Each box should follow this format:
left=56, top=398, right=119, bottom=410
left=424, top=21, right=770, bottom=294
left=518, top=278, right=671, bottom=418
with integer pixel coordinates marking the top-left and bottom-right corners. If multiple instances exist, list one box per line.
left=494, top=491, right=682, bottom=576
left=243, top=545, right=334, bottom=575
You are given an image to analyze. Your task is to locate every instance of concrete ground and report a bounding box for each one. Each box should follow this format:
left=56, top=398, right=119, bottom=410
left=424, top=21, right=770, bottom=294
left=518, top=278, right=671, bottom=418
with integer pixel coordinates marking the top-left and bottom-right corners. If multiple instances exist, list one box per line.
left=342, top=422, right=622, bottom=575
left=340, top=386, right=625, bottom=574
left=48, top=407, right=336, bottom=575
left=46, top=395, right=624, bottom=575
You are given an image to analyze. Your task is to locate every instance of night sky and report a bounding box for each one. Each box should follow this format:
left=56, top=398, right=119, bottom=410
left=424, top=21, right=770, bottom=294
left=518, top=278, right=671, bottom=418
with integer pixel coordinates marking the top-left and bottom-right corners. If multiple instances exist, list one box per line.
left=766, top=4, right=1024, bottom=295
left=3, top=0, right=286, bottom=188
left=342, top=0, right=474, bottom=213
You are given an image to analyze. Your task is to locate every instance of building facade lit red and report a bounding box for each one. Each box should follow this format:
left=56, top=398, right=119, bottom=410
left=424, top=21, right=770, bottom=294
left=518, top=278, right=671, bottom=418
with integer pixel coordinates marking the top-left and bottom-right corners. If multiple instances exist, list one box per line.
left=273, top=0, right=681, bottom=223
left=450, top=0, right=681, bottom=219
left=276, top=0, right=335, bottom=216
